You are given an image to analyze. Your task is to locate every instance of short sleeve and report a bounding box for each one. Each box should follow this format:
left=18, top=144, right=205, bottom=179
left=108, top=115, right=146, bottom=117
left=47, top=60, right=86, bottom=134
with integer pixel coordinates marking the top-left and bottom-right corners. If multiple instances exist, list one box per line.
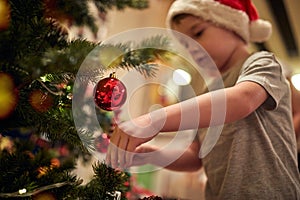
left=236, top=51, right=286, bottom=110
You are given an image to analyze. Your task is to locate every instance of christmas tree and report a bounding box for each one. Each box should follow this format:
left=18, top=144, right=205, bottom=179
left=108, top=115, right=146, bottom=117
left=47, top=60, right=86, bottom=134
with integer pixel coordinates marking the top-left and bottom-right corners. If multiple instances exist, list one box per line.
left=0, top=0, right=172, bottom=199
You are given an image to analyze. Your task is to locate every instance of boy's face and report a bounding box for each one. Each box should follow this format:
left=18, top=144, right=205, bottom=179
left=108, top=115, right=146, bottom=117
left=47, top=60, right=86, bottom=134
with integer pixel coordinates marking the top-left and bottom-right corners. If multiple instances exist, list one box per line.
left=171, top=15, right=242, bottom=71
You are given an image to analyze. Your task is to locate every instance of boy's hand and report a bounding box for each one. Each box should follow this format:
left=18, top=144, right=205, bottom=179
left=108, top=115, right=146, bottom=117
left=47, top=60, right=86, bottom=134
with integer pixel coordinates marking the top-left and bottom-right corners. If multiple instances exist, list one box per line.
left=127, top=145, right=158, bottom=167
left=105, top=117, right=160, bottom=169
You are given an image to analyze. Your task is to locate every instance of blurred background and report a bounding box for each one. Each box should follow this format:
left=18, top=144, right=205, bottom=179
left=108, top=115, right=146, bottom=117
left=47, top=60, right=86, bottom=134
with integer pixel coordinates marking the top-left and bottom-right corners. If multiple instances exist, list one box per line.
left=72, top=0, right=300, bottom=199
left=252, top=0, right=300, bottom=71
left=79, top=0, right=300, bottom=87
left=104, top=0, right=300, bottom=71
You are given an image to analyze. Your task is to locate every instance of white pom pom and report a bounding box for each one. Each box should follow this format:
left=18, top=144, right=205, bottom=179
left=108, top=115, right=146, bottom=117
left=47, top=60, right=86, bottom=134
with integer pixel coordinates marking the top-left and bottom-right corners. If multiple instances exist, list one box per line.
left=250, top=19, right=272, bottom=42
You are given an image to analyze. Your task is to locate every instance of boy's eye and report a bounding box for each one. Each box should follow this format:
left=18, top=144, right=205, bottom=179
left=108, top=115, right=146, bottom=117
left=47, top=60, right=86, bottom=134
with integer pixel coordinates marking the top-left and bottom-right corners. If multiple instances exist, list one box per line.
left=194, top=31, right=203, bottom=37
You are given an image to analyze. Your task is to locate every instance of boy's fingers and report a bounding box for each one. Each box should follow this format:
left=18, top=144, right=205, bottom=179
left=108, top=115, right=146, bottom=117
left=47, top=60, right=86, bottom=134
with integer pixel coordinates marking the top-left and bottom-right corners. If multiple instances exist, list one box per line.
left=108, top=131, right=121, bottom=169
left=105, top=145, right=111, bottom=166
left=118, top=136, right=129, bottom=168
left=125, top=151, right=134, bottom=168
left=110, top=144, right=119, bottom=168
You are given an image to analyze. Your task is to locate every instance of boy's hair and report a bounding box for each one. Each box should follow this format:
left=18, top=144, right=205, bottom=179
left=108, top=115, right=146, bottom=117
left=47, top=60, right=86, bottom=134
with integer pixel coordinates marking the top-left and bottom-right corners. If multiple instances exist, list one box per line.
left=172, top=13, right=191, bottom=25
left=166, top=0, right=272, bottom=43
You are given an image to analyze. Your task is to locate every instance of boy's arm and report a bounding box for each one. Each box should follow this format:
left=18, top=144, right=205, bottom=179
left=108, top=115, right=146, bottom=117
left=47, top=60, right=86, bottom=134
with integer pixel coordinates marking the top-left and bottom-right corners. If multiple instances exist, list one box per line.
left=130, top=139, right=202, bottom=171
left=160, top=81, right=268, bottom=131
left=106, top=81, right=268, bottom=168
left=160, top=139, right=202, bottom=171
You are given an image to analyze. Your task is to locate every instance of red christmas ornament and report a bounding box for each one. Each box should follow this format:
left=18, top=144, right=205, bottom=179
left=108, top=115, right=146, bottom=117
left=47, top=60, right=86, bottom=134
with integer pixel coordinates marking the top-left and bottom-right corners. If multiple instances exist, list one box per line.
left=33, top=191, right=56, bottom=200
left=29, top=90, right=53, bottom=113
left=94, top=73, right=127, bottom=111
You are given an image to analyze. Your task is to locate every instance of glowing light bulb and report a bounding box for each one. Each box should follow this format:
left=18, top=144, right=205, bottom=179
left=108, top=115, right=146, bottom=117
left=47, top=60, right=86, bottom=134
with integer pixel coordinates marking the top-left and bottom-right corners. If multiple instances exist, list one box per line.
left=18, top=188, right=27, bottom=195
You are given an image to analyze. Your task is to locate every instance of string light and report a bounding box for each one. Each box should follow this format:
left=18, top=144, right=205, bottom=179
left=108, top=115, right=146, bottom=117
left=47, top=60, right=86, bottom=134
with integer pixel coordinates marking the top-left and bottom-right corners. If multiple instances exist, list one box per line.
left=18, top=189, right=27, bottom=195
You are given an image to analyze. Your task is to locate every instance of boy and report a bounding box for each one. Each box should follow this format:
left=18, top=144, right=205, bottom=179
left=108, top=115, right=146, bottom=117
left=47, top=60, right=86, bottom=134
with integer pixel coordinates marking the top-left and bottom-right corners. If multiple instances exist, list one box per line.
left=106, top=0, right=300, bottom=199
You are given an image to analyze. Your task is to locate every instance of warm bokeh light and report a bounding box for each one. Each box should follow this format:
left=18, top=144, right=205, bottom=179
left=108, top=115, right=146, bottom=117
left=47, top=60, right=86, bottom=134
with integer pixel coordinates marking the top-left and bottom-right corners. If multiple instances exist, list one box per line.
left=0, top=72, right=17, bottom=118
left=291, top=73, right=300, bottom=91
left=172, top=69, right=192, bottom=86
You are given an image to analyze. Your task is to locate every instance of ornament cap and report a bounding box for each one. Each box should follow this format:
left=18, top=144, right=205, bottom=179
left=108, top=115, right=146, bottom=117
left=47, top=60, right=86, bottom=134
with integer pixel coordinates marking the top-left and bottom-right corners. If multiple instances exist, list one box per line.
left=109, top=72, right=116, bottom=78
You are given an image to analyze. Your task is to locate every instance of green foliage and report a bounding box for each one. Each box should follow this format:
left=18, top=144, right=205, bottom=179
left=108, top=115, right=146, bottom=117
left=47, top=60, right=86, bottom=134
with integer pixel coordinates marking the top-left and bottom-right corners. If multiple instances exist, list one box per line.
left=0, top=0, right=162, bottom=147
left=0, top=138, right=78, bottom=199
left=0, top=139, right=130, bottom=199
left=94, top=0, right=148, bottom=13
left=0, top=0, right=172, bottom=199
left=45, top=0, right=148, bottom=34
left=77, top=162, right=130, bottom=200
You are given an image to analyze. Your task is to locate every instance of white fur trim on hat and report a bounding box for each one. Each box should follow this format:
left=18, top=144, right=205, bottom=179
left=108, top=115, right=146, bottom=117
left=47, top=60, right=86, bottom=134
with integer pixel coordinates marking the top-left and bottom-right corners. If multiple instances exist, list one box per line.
left=166, top=0, right=272, bottom=43
left=250, top=19, right=272, bottom=42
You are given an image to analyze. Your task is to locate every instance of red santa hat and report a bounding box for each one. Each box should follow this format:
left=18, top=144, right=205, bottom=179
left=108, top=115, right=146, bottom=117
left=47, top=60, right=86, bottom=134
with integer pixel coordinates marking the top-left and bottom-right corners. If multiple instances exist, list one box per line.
left=166, top=0, right=272, bottom=43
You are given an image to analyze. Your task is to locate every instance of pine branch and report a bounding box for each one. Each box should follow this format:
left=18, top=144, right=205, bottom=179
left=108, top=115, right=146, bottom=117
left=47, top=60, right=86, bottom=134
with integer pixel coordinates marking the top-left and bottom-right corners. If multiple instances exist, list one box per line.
left=94, top=0, right=148, bottom=13
left=77, top=161, right=130, bottom=200
left=47, top=0, right=98, bottom=33
left=0, top=140, right=78, bottom=196
left=0, top=34, right=171, bottom=149
left=45, top=0, right=149, bottom=34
